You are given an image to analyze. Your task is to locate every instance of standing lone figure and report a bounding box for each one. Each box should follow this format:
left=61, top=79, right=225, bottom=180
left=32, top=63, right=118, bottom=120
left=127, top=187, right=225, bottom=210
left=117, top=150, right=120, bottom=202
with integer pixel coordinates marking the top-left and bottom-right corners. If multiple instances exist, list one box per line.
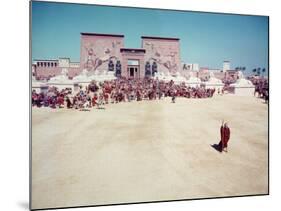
left=219, top=120, right=231, bottom=152
left=171, top=90, right=176, bottom=103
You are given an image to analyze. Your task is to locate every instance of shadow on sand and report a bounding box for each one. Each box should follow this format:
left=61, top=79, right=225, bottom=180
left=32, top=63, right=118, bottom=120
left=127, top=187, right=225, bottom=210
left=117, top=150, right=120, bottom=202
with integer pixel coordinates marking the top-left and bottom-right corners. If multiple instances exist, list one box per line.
left=211, top=142, right=222, bottom=153
left=97, top=107, right=106, bottom=110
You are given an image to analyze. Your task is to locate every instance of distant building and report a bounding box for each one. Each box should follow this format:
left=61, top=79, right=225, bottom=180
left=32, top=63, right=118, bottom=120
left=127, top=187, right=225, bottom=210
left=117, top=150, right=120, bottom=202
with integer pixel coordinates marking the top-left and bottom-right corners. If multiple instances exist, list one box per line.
left=198, top=67, right=210, bottom=80
left=223, top=61, right=230, bottom=72
left=198, top=65, right=238, bottom=81
left=33, top=33, right=242, bottom=81
left=182, top=63, right=199, bottom=71
left=33, top=58, right=80, bottom=79
left=226, top=69, right=239, bottom=80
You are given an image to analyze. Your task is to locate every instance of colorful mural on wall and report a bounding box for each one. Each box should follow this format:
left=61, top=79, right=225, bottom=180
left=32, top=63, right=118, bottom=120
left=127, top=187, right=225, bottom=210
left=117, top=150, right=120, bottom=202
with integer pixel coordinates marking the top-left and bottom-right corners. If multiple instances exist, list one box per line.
left=80, top=33, right=124, bottom=73
left=142, top=37, right=181, bottom=75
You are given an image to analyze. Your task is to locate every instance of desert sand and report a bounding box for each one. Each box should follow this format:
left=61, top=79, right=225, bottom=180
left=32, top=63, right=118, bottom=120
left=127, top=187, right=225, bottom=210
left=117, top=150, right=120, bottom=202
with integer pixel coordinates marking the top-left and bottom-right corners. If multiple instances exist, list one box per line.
left=31, top=95, right=268, bottom=209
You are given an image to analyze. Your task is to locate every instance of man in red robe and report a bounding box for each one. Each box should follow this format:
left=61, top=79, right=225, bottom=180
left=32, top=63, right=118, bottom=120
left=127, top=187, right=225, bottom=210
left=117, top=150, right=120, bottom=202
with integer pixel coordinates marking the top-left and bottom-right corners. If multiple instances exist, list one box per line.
left=223, top=123, right=231, bottom=152
left=219, top=121, right=231, bottom=152
left=92, top=94, right=98, bottom=107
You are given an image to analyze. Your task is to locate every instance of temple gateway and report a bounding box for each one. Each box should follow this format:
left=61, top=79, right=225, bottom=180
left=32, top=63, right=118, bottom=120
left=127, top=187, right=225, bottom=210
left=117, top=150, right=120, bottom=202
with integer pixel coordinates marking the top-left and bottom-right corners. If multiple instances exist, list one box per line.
left=33, top=32, right=181, bottom=79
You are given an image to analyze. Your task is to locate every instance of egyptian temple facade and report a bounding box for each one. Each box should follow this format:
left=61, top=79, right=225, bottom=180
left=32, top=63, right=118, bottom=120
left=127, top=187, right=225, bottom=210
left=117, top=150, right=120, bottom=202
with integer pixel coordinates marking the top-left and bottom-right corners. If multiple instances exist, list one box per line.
left=33, top=32, right=181, bottom=79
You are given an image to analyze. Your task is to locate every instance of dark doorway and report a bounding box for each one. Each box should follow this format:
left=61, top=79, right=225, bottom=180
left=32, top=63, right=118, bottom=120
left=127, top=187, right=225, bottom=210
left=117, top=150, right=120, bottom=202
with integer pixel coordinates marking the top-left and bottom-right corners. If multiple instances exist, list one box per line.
left=130, top=67, right=134, bottom=77
left=127, top=66, right=139, bottom=78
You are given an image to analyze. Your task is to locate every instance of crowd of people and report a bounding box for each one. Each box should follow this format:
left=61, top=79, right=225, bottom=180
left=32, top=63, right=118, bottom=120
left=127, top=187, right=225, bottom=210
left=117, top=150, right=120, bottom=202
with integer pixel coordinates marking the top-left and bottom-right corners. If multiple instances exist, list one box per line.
left=32, top=78, right=216, bottom=110
left=252, top=78, right=269, bottom=103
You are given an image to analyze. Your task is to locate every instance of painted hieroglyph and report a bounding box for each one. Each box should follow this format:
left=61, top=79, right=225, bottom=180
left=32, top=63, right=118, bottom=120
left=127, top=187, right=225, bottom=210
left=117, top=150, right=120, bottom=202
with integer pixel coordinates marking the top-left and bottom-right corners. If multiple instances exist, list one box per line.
left=142, top=39, right=181, bottom=74
left=80, top=35, right=124, bottom=73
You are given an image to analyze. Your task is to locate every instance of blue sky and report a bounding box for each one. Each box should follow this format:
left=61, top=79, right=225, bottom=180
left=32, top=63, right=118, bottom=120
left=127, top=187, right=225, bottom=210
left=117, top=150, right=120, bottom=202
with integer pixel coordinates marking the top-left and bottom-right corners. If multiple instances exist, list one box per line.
left=31, top=1, right=268, bottom=75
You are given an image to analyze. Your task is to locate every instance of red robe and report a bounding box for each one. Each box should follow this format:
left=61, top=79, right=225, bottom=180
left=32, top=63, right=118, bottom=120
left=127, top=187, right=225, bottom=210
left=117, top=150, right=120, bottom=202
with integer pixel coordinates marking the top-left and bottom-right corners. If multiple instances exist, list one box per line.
left=223, top=127, right=230, bottom=147
left=219, top=126, right=231, bottom=151
left=92, top=96, right=98, bottom=107
left=220, top=126, right=224, bottom=144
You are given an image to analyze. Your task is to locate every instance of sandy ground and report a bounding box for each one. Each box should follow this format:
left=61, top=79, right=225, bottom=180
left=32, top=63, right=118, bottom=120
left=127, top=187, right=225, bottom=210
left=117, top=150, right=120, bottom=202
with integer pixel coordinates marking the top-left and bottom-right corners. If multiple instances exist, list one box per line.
left=31, top=95, right=268, bottom=209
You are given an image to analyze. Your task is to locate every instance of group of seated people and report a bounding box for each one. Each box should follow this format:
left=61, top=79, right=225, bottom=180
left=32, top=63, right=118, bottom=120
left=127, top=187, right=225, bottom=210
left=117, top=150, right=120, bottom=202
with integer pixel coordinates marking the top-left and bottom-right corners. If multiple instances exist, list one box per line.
left=32, top=78, right=216, bottom=110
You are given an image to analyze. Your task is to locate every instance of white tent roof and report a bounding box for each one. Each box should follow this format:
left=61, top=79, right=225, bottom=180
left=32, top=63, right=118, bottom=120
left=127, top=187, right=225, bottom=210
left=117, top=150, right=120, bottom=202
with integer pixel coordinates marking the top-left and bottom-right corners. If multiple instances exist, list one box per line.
left=230, top=78, right=254, bottom=88
left=230, top=71, right=254, bottom=88
left=205, top=76, right=223, bottom=86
